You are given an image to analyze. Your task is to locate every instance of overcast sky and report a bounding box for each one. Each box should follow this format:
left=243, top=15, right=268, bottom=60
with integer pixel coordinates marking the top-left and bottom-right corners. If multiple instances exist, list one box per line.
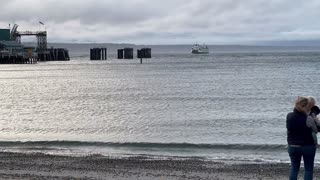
left=1, top=0, right=320, bottom=45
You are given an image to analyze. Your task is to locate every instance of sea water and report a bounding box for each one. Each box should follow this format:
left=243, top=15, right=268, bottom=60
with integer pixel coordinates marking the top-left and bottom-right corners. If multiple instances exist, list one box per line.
left=1, top=45, right=320, bottom=164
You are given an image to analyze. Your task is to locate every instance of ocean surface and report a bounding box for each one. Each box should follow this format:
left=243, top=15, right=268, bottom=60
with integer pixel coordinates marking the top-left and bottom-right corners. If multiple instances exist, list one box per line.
left=1, top=44, right=320, bottom=164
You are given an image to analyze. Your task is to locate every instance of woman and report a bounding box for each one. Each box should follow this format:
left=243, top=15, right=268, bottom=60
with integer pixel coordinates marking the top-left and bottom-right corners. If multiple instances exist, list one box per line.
left=287, top=96, right=316, bottom=180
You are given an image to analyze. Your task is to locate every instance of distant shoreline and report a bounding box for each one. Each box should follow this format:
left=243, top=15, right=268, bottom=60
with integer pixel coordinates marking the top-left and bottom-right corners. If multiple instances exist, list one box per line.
left=21, top=42, right=320, bottom=47
left=0, top=151, right=313, bottom=179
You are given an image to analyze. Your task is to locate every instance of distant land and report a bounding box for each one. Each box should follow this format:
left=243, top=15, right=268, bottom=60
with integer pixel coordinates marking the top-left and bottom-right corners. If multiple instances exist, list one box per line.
left=21, top=42, right=320, bottom=57
left=22, top=39, right=320, bottom=47
left=256, top=40, right=320, bottom=47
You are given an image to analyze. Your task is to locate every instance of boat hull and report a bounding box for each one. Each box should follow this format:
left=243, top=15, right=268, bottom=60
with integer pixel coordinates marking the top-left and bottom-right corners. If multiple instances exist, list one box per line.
left=191, top=50, right=209, bottom=54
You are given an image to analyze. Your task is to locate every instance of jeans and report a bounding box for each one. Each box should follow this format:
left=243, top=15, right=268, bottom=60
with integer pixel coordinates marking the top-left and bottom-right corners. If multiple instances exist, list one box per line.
left=288, top=145, right=316, bottom=180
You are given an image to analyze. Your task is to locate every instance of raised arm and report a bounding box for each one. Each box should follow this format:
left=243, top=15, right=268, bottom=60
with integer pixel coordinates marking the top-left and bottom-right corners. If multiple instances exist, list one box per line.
left=307, top=116, right=318, bottom=133
left=312, top=115, right=320, bottom=126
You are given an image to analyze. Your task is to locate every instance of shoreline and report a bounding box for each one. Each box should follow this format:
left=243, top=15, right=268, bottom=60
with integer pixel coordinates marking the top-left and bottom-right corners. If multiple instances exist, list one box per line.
left=0, top=151, right=314, bottom=179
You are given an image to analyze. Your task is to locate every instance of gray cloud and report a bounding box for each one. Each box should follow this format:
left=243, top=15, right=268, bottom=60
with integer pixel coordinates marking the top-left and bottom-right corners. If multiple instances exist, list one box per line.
left=1, top=0, right=320, bottom=44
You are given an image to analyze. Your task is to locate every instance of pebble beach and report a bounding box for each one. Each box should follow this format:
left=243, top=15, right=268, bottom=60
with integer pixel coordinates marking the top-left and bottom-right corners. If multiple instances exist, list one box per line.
left=0, top=152, right=315, bottom=180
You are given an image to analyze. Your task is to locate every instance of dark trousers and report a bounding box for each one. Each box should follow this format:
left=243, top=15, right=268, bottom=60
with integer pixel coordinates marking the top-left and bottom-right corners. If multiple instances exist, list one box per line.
left=288, top=145, right=316, bottom=180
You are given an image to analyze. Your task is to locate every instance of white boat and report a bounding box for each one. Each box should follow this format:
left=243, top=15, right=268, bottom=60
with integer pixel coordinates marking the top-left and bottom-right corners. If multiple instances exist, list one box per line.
left=191, top=44, right=209, bottom=54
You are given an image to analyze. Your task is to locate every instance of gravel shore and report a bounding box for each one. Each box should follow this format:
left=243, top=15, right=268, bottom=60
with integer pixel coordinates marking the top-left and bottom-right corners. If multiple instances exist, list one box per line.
left=0, top=152, right=316, bottom=179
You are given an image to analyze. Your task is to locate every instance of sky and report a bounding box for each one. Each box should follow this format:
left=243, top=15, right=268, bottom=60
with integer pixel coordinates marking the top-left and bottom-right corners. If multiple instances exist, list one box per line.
left=0, top=0, right=320, bottom=45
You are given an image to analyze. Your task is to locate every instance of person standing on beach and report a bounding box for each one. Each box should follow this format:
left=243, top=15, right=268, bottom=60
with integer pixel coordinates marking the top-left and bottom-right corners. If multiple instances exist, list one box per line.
left=287, top=96, right=316, bottom=180
left=307, top=105, right=320, bottom=147
left=305, top=97, right=320, bottom=147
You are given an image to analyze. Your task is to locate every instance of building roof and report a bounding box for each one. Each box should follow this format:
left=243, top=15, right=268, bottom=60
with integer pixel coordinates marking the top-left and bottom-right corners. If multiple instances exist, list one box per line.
left=0, top=41, right=23, bottom=49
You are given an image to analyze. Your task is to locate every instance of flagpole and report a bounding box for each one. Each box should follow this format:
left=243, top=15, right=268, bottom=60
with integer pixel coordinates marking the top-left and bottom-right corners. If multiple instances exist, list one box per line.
left=39, top=21, right=45, bottom=31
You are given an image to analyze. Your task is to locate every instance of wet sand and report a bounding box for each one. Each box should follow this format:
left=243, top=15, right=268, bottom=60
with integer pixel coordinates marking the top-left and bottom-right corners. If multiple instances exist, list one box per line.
left=0, top=152, right=316, bottom=179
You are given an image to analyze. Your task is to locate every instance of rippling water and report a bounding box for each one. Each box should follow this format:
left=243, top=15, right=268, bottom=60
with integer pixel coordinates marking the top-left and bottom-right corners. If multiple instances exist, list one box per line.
left=1, top=48, right=320, bottom=163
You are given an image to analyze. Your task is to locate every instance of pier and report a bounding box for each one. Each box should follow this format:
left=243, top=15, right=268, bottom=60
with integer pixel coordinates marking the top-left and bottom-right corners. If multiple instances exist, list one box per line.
left=0, top=24, right=71, bottom=63
left=0, top=41, right=37, bottom=64
left=0, top=55, right=37, bottom=64
left=11, top=25, right=48, bottom=62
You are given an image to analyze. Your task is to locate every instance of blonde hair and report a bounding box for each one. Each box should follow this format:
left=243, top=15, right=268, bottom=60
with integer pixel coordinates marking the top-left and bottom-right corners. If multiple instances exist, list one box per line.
left=295, top=96, right=309, bottom=113
left=307, top=96, right=316, bottom=107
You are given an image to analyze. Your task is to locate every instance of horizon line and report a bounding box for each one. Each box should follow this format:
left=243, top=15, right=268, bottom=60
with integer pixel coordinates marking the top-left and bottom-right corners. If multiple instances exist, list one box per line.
left=19, top=42, right=320, bottom=47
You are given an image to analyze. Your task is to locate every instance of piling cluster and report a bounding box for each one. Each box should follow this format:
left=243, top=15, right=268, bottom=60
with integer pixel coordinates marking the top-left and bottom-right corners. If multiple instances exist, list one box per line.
left=137, top=48, right=152, bottom=64
left=50, top=48, right=70, bottom=61
left=37, top=53, right=50, bottom=61
left=137, top=48, right=152, bottom=59
left=117, top=47, right=152, bottom=63
left=117, top=48, right=134, bottom=59
left=90, top=48, right=107, bottom=60
left=37, top=48, right=70, bottom=61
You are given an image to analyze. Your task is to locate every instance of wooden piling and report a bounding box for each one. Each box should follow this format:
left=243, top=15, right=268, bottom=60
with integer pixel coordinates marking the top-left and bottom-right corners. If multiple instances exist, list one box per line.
left=124, top=48, right=134, bottom=59
left=118, top=49, right=124, bottom=59
left=104, top=48, right=107, bottom=60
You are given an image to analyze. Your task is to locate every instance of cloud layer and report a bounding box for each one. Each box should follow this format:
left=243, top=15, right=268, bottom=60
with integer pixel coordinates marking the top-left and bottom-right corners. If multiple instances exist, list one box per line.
left=1, top=0, right=320, bottom=44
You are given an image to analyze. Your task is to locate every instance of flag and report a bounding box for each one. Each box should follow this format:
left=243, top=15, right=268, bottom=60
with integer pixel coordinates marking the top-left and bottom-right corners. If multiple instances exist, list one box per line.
left=39, top=21, right=44, bottom=25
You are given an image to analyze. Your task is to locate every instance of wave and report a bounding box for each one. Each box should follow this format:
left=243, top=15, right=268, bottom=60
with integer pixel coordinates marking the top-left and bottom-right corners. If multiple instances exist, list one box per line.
left=0, top=141, right=287, bottom=151
left=69, top=55, right=88, bottom=58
